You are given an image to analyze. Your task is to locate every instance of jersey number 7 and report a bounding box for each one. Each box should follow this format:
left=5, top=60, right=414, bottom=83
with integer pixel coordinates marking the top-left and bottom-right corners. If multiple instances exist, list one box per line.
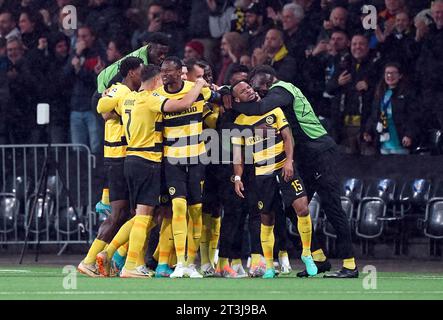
left=125, top=109, right=132, bottom=140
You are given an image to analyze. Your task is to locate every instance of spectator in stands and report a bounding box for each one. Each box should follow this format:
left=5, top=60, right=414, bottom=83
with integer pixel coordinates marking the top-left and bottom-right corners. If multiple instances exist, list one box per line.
left=326, top=33, right=381, bottom=155
left=252, top=28, right=300, bottom=86
left=161, top=1, right=186, bottom=56
left=5, top=37, right=39, bottom=143
left=183, top=40, right=204, bottom=62
left=0, top=36, right=8, bottom=144
left=63, top=26, right=106, bottom=154
left=416, top=0, right=443, bottom=131
left=85, top=0, right=128, bottom=44
left=375, top=11, right=418, bottom=75
left=106, top=37, right=130, bottom=64
left=0, top=10, right=20, bottom=40
left=378, top=0, right=407, bottom=31
left=304, top=28, right=350, bottom=138
left=317, top=6, right=349, bottom=41
left=131, top=1, right=164, bottom=49
left=363, top=62, right=417, bottom=154
left=281, top=3, right=315, bottom=61
left=27, top=32, right=71, bottom=143
left=18, top=9, right=48, bottom=50
left=292, top=0, right=322, bottom=43
left=207, top=0, right=252, bottom=38
left=216, top=31, right=246, bottom=86
left=242, top=2, right=268, bottom=55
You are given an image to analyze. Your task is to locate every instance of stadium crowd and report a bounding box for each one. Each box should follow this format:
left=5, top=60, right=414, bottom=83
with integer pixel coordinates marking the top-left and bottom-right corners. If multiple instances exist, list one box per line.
left=0, top=0, right=442, bottom=156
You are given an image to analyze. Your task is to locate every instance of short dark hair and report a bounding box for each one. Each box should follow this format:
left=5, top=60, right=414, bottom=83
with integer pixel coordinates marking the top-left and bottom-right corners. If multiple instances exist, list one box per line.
left=227, top=63, right=250, bottom=82
left=141, top=64, right=161, bottom=82
left=230, top=80, right=249, bottom=95
left=119, top=57, right=143, bottom=77
left=248, top=65, right=276, bottom=82
left=109, top=37, right=131, bottom=56
left=146, top=32, right=170, bottom=47
left=161, top=56, right=183, bottom=69
left=185, top=58, right=199, bottom=71
left=330, top=27, right=349, bottom=39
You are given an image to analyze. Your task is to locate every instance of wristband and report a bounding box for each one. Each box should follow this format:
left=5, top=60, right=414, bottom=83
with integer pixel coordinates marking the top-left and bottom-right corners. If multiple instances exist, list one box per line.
left=234, top=175, right=241, bottom=182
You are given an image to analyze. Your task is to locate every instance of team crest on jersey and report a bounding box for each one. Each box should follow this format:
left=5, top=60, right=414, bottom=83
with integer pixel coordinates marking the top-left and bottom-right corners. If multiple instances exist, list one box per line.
left=230, top=175, right=235, bottom=183
left=161, top=195, right=169, bottom=203
left=265, top=115, right=275, bottom=125
left=168, top=187, right=176, bottom=196
left=258, top=201, right=264, bottom=210
left=152, top=92, right=160, bottom=97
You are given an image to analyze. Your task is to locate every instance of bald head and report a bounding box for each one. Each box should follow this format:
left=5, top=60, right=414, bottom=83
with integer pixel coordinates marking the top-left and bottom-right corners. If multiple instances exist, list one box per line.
left=330, top=7, right=347, bottom=29
left=263, top=29, right=284, bottom=55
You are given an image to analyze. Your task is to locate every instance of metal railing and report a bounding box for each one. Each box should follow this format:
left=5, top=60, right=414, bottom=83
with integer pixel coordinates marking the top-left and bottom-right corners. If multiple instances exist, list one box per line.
left=0, top=144, right=96, bottom=246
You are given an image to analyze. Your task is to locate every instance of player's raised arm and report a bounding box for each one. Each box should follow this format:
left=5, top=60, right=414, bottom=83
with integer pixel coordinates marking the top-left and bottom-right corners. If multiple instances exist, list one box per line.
left=162, top=78, right=209, bottom=112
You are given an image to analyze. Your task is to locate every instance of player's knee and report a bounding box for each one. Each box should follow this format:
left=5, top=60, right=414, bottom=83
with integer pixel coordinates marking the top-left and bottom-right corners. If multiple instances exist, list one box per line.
left=260, top=212, right=275, bottom=226
left=292, top=197, right=309, bottom=217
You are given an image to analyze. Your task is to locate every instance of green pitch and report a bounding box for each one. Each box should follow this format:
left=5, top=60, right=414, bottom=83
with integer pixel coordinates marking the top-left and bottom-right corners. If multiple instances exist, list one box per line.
left=0, top=267, right=442, bottom=300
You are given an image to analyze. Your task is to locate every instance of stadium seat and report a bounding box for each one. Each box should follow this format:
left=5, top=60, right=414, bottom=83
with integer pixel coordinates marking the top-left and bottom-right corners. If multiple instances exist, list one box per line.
left=54, top=206, right=81, bottom=236
left=356, top=178, right=397, bottom=239
left=25, top=193, right=54, bottom=236
left=323, top=178, right=363, bottom=239
left=0, top=193, right=19, bottom=236
left=421, top=181, right=443, bottom=239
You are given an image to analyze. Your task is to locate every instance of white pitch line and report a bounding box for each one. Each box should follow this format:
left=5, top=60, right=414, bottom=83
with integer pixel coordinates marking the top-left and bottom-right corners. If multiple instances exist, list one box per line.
left=1, top=291, right=443, bottom=296
left=0, top=270, right=31, bottom=273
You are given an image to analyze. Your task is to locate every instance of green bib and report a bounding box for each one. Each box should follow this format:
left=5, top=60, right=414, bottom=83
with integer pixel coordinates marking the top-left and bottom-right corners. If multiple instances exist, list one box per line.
left=270, top=81, right=327, bottom=139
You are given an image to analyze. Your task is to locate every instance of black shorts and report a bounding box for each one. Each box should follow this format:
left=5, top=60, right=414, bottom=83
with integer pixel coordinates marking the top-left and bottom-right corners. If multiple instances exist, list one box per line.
left=124, top=156, right=161, bottom=209
left=255, top=165, right=306, bottom=214
left=164, top=161, right=204, bottom=205
left=107, top=161, right=129, bottom=202
left=159, top=163, right=171, bottom=207
left=202, top=164, right=223, bottom=212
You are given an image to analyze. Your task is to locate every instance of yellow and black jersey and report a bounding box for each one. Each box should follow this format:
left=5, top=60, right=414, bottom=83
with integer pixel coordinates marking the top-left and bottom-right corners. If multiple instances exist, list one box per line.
left=232, top=107, right=290, bottom=176
left=155, top=81, right=212, bottom=164
left=203, top=103, right=221, bottom=130
left=97, top=83, right=131, bottom=162
left=119, top=90, right=168, bottom=163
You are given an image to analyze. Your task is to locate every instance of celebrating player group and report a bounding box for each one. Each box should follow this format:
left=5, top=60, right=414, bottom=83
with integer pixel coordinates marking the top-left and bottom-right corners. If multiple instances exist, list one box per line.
left=77, top=41, right=359, bottom=280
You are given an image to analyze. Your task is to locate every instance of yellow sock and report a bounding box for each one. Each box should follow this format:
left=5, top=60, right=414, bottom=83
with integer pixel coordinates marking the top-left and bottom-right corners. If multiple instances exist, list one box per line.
left=172, top=198, right=188, bottom=264
left=251, top=253, right=261, bottom=267
left=159, top=218, right=174, bottom=265
left=187, top=203, right=203, bottom=265
left=217, top=257, right=229, bottom=270
left=101, top=188, right=110, bottom=206
left=117, top=242, right=128, bottom=257
left=209, top=216, right=221, bottom=266
left=343, top=258, right=356, bottom=270
left=125, top=215, right=154, bottom=270
left=106, top=217, right=135, bottom=259
left=232, top=258, right=242, bottom=266
left=169, top=249, right=177, bottom=267
left=312, top=249, right=327, bottom=262
left=260, top=224, right=275, bottom=269
left=136, top=223, right=156, bottom=267
left=297, top=215, right=312, bottom=257
left=199, top=213, right=211, bottom=266
left=84, top=239, right=107, bottom=264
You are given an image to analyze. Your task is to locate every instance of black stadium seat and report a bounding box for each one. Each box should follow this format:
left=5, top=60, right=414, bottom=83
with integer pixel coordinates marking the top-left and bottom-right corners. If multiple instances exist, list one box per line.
left=356, top=178, right=397, bottom=239
left=422, top=181, right=443, bottom=240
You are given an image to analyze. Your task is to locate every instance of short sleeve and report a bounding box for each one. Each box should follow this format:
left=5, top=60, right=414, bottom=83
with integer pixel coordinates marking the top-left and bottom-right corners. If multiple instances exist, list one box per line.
left=147, top=92, right=168, bottom=113
left=275, top=107, right=289, bottom=131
